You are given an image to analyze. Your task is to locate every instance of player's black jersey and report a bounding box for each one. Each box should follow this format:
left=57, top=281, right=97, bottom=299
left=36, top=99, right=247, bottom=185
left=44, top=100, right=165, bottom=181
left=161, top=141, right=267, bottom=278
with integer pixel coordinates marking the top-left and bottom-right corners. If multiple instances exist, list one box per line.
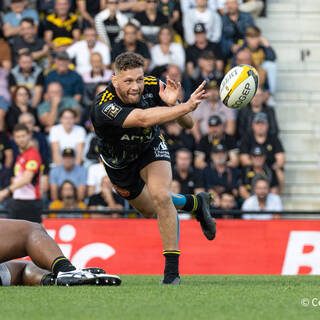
left=91, top=76, right=167, bottom=169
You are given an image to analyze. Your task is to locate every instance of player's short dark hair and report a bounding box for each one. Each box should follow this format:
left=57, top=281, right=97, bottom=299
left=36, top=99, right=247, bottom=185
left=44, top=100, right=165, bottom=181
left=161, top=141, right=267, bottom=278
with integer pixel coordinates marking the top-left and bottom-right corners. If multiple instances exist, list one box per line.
left=60, top=108, right=77, bottom=118
left=13, top=123, right=30, bottom=134
left=114, top=52, right=144, bottom=74
left=20, top=17, right=35, bottom=26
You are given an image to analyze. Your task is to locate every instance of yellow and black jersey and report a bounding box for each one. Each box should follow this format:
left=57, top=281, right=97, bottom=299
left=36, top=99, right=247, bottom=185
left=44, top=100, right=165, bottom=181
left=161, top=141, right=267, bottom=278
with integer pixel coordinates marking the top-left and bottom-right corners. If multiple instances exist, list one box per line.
left=91, top=76, right=167, bottom=169
left=45, top=13, right=79, bottom=47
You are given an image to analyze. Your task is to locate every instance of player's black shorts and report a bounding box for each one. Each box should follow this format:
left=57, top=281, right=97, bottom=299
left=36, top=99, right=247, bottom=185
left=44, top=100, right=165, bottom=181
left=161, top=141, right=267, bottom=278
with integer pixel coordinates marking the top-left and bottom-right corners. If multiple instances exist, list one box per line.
left=100, top=136, right=171, bottom=200
left=7, top=199, right=43, bottom=223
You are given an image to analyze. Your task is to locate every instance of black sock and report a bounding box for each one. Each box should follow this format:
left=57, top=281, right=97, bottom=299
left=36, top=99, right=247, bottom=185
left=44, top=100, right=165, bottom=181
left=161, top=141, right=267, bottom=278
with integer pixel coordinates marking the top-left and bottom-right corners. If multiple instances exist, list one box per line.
left=41, top=273, right=56, bottom=286
left=181, top=194, right=201, bottom=212
left=163, top=250, right=180, bottom=281
left=51, top=256, right=76, bottom=274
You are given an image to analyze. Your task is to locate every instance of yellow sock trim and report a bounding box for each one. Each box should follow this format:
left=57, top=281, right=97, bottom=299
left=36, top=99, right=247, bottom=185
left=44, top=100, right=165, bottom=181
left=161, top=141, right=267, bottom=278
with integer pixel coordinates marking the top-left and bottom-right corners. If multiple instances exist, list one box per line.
left=163, top=250, right=181, bottom=255
left=192, top=195, right=198, bottom=211
left=51, top=257, right=67, bottom=272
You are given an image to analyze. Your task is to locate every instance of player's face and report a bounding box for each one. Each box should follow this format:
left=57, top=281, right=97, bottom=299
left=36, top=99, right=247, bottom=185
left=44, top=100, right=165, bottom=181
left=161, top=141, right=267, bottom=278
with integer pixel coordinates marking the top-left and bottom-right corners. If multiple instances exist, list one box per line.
left=113, top=68, right=144, bottom=104
left=13, top=130, right=31, bottom=150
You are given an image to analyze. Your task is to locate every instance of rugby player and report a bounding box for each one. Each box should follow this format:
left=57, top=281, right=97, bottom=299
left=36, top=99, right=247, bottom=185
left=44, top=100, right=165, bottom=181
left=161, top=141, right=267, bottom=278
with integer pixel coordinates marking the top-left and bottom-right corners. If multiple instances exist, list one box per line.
left=91, top=52, right=216, bottom=285
left=0, top=219, right=121, bottom=286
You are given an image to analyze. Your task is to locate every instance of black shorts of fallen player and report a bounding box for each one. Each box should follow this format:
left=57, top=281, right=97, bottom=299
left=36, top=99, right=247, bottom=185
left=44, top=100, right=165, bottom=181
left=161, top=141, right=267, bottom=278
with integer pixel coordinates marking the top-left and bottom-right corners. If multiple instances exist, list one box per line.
left=100, top=136, right=171, bottom=200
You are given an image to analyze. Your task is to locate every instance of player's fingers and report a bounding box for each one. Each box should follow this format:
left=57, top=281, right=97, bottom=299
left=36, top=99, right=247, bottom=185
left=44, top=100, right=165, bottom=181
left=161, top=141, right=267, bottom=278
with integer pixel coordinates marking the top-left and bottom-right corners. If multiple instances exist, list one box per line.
left=167, top=78, right=177, bottom=88
left=177, top=81, right=182, bottom=90
left=194, top=81, right=207, bottom=94
left=159, top=80, right=164, bottom=93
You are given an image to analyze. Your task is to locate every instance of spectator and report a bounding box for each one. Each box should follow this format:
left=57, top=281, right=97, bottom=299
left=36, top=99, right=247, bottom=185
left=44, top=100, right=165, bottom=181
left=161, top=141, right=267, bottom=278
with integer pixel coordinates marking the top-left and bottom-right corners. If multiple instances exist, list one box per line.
left=95, top=0, right=130, bottom=48
left=12, top=17, right=49, bottom=65
left=235, top=49, right=268, bottom=95
left=0, top=68, right=11, bottom=117
left=88, top=171, right=124, bottom=215
left=44, top=0, right=80, bottom=52
left=44, top=51, right=84, bottom=103
left=192, top=81, right=236, bottom=141
left=49, top=148, right=87, bottom=201
left=9, top=53, right=44, bottom=108
left=134, top=0, right=168, bottom=47
left=239, top=146, right=279, bottom=200
left=0, top=131, right=13, bottom=190
left=150, top=25, right=185, bottom=72
left=203, top=144, right=239, bottom=207
left=49, top=180, right=86, bottom=214
left=242, top=176, right=282, bottom=220
left=0, top=124, right=43, bottom=223
left=172, top=148, right=205, bottom=195
left=157, top=0, right=181, bottom=35
left=190, top=51, right=223, bottom=92
left=186, top=23, right=224, bottom=78
left=49, top=109, right=86, bottom=166
left=118, top=0, right=146, bottom=18
left=111, top=22, right=151, bottom=72
left=11, top=112, right=50, bottom=162
left=217, top=191, right=237, bottom=219
left=180, top=0, right=218, bottom=13
left=221, top=0, right=254, bottom=59
left=164, top=64, right=192, bottom=102
left=237, top=88, right=278, bottom=139
left=66, top=27, right=111, bottom=75
left=0, top=31, right=12, bottom=71
left=82, top=53, right=113, bottom=110
left=87, top=161, right=107, bottom=196
left=240, top=112, right=285, bottom=191
left=77, top=0, right=104, bottom=29
left=217, top=0, right=264, bottom=19
left=183, top=0, right=222, bottom=46
left=6, top=86, right=38, bottom=133
left=195, top=115, right=239, bottom=169
left=3, top=0, right=39, bottom=40
left=234, top=26, right=277, bottom=95
left=163, top=121, right=195, bottom=165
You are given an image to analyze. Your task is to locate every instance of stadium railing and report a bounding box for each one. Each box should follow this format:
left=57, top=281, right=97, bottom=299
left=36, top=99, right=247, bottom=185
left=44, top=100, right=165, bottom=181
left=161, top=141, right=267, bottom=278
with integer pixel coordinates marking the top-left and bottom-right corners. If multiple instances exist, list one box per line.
left=0, top=209, right=320, bottom=218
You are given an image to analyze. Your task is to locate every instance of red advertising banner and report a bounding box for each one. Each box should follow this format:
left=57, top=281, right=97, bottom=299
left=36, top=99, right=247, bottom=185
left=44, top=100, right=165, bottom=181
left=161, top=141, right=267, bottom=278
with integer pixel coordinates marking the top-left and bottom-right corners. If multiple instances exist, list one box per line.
left=42, top=219, right=320, bottom=275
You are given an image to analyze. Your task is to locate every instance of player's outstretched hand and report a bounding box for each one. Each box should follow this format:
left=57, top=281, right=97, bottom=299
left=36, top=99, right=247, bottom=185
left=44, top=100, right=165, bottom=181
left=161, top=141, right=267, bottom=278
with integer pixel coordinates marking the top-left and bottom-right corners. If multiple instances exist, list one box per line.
left=186, top=81, right=207, bottom=112
left=159, top=76, right=182, bottom=106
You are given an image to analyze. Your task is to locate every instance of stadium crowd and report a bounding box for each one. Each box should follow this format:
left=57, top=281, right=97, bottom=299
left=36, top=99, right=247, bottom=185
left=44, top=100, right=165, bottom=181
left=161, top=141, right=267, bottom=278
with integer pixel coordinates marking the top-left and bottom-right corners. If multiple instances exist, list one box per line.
left=0, top=0, right=284, bottom=220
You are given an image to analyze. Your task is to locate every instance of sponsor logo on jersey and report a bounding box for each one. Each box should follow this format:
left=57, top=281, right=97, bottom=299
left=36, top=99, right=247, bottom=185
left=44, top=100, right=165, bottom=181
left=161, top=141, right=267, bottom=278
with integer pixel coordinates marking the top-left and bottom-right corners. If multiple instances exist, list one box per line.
left=102, top=103, right=122, bottom=119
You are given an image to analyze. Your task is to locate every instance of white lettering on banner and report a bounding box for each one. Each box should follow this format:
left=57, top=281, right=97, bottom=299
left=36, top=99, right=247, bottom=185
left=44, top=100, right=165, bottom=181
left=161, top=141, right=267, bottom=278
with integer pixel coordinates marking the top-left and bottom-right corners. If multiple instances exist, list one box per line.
left=282, top=231, right=320, bottom=275
left=46, top=224, right=115, bottom=268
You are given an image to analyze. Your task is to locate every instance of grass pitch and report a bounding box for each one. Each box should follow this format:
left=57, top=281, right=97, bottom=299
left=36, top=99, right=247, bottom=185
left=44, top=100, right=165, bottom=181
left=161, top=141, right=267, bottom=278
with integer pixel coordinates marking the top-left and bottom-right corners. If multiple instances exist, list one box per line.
left=0, top=275, right=319, bottom=320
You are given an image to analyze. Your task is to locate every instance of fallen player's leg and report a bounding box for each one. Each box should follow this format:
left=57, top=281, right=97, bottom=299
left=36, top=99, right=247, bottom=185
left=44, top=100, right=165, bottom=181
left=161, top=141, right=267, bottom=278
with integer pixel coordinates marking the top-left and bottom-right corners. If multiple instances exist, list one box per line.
left=0, top=219, right=121, bottom=286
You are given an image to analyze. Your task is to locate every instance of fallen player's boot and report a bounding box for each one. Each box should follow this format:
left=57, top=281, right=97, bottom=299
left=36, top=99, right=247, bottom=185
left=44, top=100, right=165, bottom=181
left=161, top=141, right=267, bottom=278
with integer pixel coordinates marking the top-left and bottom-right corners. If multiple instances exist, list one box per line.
left=82, top=267, right=106, bottom=274
left=160, top=273, right=181, bottom=285
left=195, top=192, right=216, bottom=240
left=56, top=269, right=121, bottom=286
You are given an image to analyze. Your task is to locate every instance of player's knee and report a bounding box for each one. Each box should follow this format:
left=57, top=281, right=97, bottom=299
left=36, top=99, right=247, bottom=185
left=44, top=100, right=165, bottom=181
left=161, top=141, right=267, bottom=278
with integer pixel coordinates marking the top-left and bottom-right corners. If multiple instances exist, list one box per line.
left=150, top=190, right=172, bottom=209
left=139, top=208, right=156, bottom=219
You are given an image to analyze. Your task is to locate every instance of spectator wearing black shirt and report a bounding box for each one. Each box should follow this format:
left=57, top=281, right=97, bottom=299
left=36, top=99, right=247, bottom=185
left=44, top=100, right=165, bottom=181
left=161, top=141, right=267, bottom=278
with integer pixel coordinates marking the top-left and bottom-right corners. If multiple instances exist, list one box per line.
left=6, top=86, right=39, bottom=133
left=158, top=0, right=181, bottom=36
left=186, top=23, right=224, bottom=78
left=95, top=0, right=130, bottom=48
left=237, top=88, right=278, bottom=140
left=12, top=17, right=49, bottom=65
left=77, top=0, right=103, bottom=29
left=240, top=112, right=285, bottom=191
left=134, top=0, right=168, bottom=47
left=195, top=115, right=239, bottom=169
left=163, top=122, right=195, bottom=166
left=111, top=22, right=151, bottom=72
left=203, top=144, right=239, bottom=207
left=190, top=51, right=224, bottom=92
left=239, top=146, right=279, bottom=201
left=0, top=131, right=13, bottom=190
left=172, top=148, right=205, bottom=195
left=9, top=53, right=44, bottom=108
left=44, top=0, right=80, bottom=52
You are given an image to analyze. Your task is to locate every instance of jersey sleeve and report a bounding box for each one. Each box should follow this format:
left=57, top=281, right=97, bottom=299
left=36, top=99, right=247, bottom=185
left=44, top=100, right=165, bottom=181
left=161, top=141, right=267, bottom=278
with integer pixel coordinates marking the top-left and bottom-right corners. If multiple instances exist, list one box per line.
left=25, top=149, right=41, bottom=173
left=93, top=91, right=135, bottom=127
left=144, top=76, right=168, bottom=106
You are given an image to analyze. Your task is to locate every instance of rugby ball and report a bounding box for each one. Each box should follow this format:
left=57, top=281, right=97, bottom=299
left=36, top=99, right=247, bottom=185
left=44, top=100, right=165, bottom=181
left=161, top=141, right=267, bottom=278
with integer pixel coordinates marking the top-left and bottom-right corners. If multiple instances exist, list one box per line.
left=220, top=64, right=259, bottom=109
